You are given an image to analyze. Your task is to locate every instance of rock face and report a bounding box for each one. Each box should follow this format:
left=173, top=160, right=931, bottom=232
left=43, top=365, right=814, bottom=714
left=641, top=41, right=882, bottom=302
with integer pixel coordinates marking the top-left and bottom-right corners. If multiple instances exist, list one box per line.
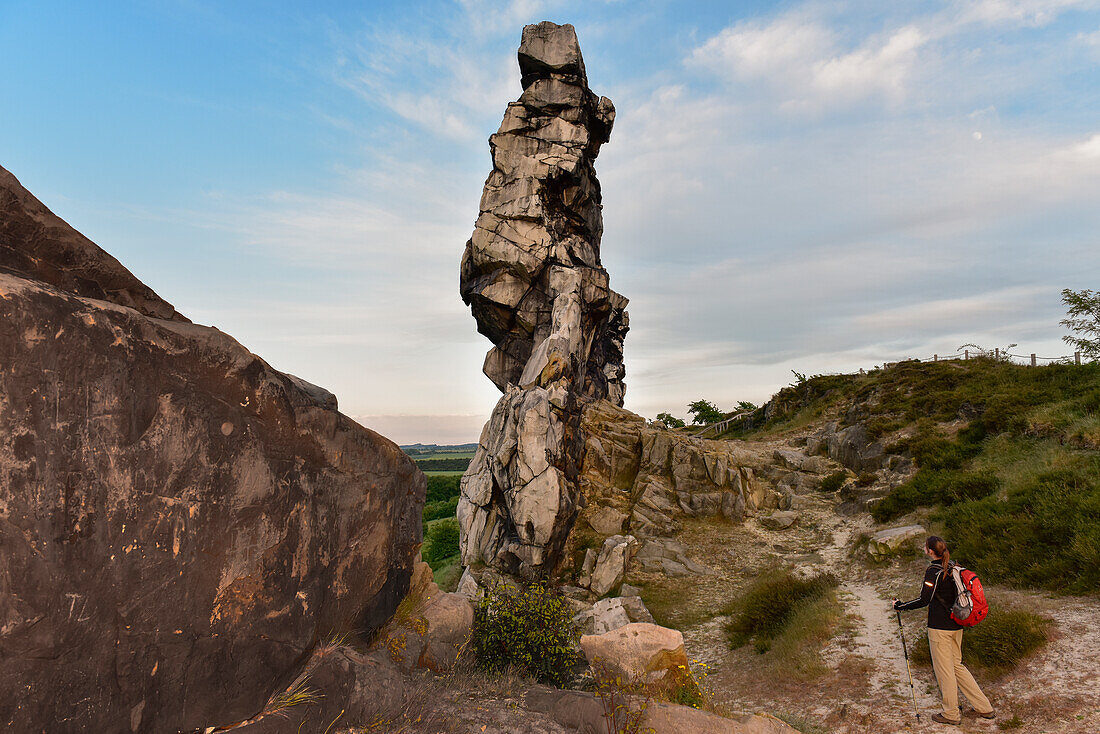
left=867, top=525, right=925, bottom=560
left=0, top=164, right=186, bottom=322
left=576, top=401, right=758, bottom=541
left=579, top=622, right=688, bottom=686
left=0, top=166, right=423, bottom=732
left=458, top=22, right=626, bottom=577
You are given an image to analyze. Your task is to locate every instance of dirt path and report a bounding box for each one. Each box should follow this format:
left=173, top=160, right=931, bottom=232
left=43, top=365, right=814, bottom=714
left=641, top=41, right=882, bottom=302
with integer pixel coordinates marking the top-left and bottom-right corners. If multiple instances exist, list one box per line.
left=661, top=436, right=1100, bottom=734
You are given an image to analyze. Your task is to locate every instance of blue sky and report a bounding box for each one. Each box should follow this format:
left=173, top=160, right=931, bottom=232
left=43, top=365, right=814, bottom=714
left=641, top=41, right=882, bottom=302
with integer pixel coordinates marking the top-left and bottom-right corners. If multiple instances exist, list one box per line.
left=3, top=0, right=1099, bottom=443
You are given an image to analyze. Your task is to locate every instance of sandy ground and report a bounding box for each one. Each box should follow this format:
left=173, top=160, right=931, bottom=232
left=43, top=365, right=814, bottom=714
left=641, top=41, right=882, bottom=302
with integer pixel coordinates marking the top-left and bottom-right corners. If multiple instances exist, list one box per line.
left=650, top=439, right=1100, bottom=734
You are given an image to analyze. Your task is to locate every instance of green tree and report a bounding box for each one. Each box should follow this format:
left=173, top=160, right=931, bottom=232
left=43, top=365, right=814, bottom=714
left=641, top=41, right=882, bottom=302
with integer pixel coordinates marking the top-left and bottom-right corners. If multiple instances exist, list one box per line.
left=656, top=411, right=686, bottom=428
left=735, top=400, right=758, bottom=413
left=1061, top=288, right=1100, bottom=359
left=687, top=399, right=724, bottom=425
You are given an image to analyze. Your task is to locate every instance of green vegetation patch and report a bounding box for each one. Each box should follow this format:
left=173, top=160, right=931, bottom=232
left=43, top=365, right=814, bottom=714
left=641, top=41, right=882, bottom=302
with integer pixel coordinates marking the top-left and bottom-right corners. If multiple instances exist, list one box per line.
left=911, top=607, right=1051, bottom=674
left=423, top=497, right=459, bottom=523
left=819, top=471, right=848, bottom=493
left=471, top=583, right=581, bottom=687
left=426, top=474, right=461, bottom=503
left=722, top=569, right=838, bottom=651
left=423, top=517, right=460, bottom=569
left=946, top=467, right=1100, bottom=593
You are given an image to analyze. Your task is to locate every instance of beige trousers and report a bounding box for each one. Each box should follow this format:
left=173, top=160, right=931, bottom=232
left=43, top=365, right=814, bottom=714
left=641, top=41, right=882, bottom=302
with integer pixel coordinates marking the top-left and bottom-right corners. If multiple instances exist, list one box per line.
left=928, top=628, right=992, bottom=720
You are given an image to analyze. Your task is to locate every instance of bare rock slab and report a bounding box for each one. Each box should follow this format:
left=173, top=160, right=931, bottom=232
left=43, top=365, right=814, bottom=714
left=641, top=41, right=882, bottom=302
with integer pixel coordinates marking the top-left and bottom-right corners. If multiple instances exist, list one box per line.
left=0, top=167, right=423, bottom=732
left=580, top=622, right=688, bottom=686
left=760, top=510, right=799, bottom=530
left=868, top=525, right=925, bottom=560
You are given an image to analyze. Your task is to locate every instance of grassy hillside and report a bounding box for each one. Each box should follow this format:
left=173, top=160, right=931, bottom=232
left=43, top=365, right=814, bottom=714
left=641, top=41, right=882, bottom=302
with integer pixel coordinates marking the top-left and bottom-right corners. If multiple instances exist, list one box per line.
left=732, top=358, right=1100, bottom=594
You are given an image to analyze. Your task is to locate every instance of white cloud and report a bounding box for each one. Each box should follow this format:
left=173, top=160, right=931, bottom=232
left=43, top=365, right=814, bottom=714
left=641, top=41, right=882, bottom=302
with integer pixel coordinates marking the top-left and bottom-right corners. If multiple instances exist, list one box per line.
left=1064, top=132, right=1100, bottom=159
left=688, top=16, right=927, bottom=109
left=956, top=0, right=1100, bottom=27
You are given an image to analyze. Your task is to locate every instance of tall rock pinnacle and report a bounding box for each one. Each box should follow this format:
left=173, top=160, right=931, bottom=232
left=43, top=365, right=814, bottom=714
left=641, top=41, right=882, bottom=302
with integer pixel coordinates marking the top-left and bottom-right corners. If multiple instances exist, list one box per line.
left=458, top=22, right=628, bottom=577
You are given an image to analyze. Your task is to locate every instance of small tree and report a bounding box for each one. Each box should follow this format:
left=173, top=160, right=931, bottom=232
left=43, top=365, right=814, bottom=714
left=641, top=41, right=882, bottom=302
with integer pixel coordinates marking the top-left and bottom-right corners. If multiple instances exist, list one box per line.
left=687, top=400, right=724, bottom=425
left=734, top=401, right=758, bottom=413
left=1061, top=288, right=1100, bottom=359
left=656, top=412, right=685, bottom=428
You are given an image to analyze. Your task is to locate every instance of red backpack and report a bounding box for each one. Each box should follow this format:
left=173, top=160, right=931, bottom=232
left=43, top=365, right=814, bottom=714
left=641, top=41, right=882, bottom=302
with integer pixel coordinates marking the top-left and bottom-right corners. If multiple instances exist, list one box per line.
left=943, top=563, right=988, bottom=627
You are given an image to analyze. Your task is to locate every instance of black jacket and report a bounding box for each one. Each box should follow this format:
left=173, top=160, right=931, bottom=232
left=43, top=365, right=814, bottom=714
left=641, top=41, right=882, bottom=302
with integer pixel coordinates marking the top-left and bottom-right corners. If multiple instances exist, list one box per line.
left=895, top=560, right=961, bottom=631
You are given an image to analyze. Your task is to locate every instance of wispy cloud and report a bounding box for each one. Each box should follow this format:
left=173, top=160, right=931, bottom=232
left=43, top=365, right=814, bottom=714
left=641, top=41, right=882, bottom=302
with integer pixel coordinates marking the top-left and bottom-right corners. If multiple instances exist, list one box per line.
left=688, top=16, right=927, bottom=110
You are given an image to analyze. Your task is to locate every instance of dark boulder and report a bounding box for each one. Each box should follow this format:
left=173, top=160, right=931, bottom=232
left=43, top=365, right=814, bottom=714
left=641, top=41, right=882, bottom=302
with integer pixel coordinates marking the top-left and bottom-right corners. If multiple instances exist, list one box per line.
left=0, top=166, right=423, bottom=733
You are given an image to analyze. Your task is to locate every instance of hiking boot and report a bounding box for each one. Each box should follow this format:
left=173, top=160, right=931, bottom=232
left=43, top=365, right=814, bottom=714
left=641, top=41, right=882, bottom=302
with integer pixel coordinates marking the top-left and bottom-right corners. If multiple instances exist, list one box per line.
left=970, top=709, right=996, bottom=720
left=931, top=712, right=962, bottom=725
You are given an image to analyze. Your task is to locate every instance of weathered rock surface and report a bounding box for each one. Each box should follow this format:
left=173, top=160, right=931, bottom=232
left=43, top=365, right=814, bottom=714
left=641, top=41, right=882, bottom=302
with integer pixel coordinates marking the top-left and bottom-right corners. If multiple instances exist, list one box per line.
left=867, top=525, right=925, bottom=560
left=634, top=538, right=709, bottom=576
left=573, top=595, right=654, bottom=635
left=0, top=164, right=186, bottom=322
left=459, top=22, right=627, bottom=577
left=807, top=421, right=891, bottom=472
left=0, top=167, right=423, bottom=732
left=581, top=534, right=639, bottom=596
left=579, top=622, right=689, bottom=686
left=574, top=401, right=759, bottom=544
left=760, top=510, right=799, bottom=530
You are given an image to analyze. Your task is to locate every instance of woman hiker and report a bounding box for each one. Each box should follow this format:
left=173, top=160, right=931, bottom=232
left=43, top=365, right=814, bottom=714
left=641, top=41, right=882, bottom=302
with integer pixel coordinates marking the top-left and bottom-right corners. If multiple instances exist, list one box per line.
left=893, top=536, right=996, bottom=726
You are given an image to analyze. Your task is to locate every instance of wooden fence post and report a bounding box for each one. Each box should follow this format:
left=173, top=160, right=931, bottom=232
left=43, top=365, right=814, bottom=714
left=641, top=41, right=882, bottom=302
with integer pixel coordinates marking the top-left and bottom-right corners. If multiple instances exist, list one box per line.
left=934, top=354, right=938, bottom=362
left=1077, top=352, right=1082, bottom=365
left=995, top=348, right=999, bottom=360
left=1031, top=353, right=1037, bottom=367
left=964, top=350, right=969, bottom=360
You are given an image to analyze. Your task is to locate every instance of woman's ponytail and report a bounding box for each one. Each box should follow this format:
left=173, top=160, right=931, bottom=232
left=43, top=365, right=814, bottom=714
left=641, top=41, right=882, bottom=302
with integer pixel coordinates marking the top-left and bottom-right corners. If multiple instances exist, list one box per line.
left=926, top=535, right=949, bottom=567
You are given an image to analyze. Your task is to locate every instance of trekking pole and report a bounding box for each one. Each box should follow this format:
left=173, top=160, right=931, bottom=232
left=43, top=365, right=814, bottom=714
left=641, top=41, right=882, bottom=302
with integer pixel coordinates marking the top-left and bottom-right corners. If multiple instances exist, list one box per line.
left=896, top=609, right=921, bottom=723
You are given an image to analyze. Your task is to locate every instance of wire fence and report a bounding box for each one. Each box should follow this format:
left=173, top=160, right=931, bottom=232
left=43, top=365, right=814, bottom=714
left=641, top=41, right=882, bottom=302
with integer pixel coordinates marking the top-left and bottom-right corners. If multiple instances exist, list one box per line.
left=885, top=348, right=1086, bottom=368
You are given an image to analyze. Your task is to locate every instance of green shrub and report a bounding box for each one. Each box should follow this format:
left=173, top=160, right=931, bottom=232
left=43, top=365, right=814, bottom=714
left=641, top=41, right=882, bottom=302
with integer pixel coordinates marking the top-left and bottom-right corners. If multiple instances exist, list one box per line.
left=426, top=474, right=461, bottom=503
left=423, top=497, right=459, bottom=522
left=423, top=518, right=460, bottom=568
left=471, top=583, right=581, bottom=687
left=856, top=472, right=878, bottom=486
left=945, top=468, right=1100, bottom=592
left=819, top=472, right=848, bottom=493
left=722, top=570, right=838, bottom=649
left=911, top=608, right=1050, bottom=674
left=872, top=469, right=999, bottom=522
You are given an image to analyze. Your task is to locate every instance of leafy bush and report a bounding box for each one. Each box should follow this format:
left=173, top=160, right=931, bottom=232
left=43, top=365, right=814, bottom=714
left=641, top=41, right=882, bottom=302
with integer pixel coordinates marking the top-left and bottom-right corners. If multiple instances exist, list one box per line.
left=872, top=469, right=1000, bottom=522
left=423, top=518, right=460, bottom=568
left=426, top=474, right=461, bottom=503
left=819, top=471, right=848, bottom=493
left=911, top=608, right=1050, bottom=674
left=856, top=472, right=878, bottom=486
left=722, top=570, right=838, bottom=650
left=471, top=583, right=581, bottom=687
left=423, top=497, right=459, bottom=522
left=945, top=468, right=1100, bottom=592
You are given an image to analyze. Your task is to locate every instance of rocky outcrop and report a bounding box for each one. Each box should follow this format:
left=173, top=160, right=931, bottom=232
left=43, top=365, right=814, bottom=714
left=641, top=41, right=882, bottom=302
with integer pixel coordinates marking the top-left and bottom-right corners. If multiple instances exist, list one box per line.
left=0, top=167, right=423, bottom=732
left=867, top=525, right=925, bottom=560
left=580, top=622, right=688, bottom=686
left=576, top=401, right=758, bottom=540
left=573, top=594, right=654, bottom=635
left=0, top=164, right=186, bottom=322
left=458, top=22, right=626, bottom=577
left=577, top=534, right=639, bottom=596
